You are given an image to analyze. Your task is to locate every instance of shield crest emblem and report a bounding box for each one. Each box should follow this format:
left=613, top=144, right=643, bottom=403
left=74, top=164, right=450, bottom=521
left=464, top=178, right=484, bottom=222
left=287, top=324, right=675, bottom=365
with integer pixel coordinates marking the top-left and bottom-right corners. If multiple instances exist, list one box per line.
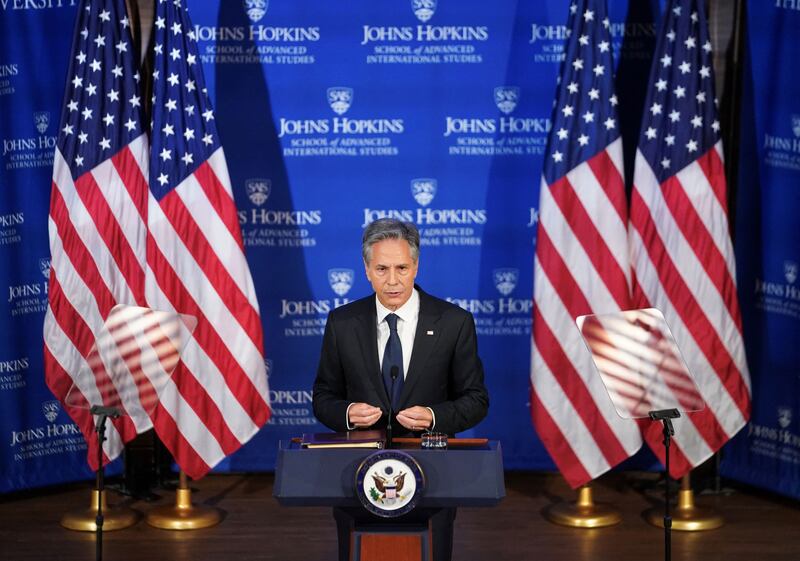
left=792, top=115, right=800, bottom=138
left=244, top=0, right=268, bottom=23
left=785, top=261, right=798, bottom=284
left=42, top=400, right=60, bottom=423
left=411, top=0, right=436, bottom=22
left=39, top=258, right=52, bottom=279
left=410, top=178, right=437, bottom=207
left=494, top=87, right=520, bottom=115
left=778, top=407, right=792, bottom=429
left=327, top=87, right=353, bottom=115
left=356, top=450, right=425, bottom=518
left=264, top=358, right=273, bottom=380
left=34, top=111, right=50, bottom=134
left=328, top=268, right=354, bottom=296
left=246, top=178, right=271, bottom=206
left=493, top=268, right=519, bottom=296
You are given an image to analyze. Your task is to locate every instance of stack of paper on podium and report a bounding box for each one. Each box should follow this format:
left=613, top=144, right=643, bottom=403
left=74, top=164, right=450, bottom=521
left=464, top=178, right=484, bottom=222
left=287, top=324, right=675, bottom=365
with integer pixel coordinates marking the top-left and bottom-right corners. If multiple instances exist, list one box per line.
left=300, top=430, right=385, bottom=449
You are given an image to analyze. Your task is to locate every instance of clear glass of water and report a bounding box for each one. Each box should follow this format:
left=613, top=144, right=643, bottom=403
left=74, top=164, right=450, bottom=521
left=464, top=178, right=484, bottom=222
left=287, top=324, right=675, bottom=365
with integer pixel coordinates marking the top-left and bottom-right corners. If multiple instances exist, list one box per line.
left=421, top=431, right=447, bottom=449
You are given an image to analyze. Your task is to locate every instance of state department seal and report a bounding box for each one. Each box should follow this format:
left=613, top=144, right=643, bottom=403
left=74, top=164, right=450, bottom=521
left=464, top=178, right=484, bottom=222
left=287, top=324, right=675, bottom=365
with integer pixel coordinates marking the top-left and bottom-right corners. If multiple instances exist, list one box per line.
left=355, top=450, right=425, bottom=518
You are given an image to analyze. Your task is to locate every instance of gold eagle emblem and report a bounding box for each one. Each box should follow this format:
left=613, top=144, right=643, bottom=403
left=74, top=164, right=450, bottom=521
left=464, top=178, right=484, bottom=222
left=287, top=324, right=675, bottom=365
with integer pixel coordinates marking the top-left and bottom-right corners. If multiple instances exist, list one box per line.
left=371, top=471, right=406, bottom=493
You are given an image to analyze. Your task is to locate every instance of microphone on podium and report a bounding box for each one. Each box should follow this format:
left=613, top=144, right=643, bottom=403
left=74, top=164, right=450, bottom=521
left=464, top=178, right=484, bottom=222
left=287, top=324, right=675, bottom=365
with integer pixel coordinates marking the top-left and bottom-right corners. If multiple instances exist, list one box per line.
left=387, top=365, right=399, bottom=449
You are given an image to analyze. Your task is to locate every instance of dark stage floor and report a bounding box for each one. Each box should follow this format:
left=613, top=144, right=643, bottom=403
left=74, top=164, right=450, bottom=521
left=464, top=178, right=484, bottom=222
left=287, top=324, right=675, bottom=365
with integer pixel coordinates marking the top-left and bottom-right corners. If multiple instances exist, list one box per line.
left=1, top=472, right=799, bottom=561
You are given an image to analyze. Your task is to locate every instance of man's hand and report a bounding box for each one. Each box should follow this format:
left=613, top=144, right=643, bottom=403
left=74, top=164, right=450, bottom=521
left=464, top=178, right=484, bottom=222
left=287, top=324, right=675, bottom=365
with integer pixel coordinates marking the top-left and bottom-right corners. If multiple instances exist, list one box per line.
left=396, top=406, right=433, bottom=432
left=348, top=403, right=383, bottom=428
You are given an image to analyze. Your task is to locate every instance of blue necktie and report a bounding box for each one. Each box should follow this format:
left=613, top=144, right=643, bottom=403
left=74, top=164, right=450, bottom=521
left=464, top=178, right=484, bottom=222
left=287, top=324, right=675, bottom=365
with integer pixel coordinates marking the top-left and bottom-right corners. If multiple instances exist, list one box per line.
left=382, top=313, right=404, bottom=410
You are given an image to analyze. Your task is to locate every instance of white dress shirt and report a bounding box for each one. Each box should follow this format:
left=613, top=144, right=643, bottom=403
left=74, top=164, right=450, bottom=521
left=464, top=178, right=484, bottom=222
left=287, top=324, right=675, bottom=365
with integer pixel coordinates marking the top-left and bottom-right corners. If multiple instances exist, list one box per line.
left=345, top=288, right=435, bottom=430
left=375, top=288, right=419, bottom=378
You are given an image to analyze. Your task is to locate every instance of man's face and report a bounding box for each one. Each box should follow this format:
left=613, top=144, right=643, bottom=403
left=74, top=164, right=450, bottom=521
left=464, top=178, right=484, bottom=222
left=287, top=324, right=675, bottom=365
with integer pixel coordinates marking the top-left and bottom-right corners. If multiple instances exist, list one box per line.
left=364, top=238, right=418, bottom=311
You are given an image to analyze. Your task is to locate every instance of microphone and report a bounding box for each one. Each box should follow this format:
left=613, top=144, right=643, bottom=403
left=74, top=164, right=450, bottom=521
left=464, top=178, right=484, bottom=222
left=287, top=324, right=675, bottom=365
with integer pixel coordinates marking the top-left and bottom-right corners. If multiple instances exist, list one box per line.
left=387, top=365, right=399, bottom=449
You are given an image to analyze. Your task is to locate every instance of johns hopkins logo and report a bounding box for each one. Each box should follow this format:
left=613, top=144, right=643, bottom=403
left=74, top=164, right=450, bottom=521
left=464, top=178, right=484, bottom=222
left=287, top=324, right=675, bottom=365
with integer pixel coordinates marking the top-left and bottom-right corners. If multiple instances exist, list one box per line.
left=244, top=0, right=268, bottom=24
left=42, top=400, right=60, bottom=423
left=778, top=407, right=792, bottom=429
left=493, top=268, right=519, bottom=296
left=785, top=261, right=798, bottom=284
left=410, top=178, right=437, bottom=207
left=39, top=258, right=51, bottom=279
left=494, top=87, right=520, bottom=115
left=328, top=268, right=354, bottom=296
left=34, top=111, right=50, bottom=134
left=792, top=115, right=800, bottom=138
left=412, top=0, right=437, bottom=22
left=264, top=358, right=273, bottom=379
left=246, top=178, right=271, bottom=206
left=327, top=87, right=353, bottom=115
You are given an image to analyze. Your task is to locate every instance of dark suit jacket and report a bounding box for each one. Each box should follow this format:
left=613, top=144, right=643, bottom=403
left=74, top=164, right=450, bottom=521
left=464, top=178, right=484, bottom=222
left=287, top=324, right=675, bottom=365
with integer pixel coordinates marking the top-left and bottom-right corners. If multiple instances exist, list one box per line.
left=312, top=286, right=489, bottom=436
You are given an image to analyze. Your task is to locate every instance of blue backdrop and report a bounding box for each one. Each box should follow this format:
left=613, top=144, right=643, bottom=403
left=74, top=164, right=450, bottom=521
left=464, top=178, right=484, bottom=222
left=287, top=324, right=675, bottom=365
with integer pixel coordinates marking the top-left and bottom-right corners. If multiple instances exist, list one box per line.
left=719, top=2, right=800, bottom=500
left=1, top=0, right=797, bottom=500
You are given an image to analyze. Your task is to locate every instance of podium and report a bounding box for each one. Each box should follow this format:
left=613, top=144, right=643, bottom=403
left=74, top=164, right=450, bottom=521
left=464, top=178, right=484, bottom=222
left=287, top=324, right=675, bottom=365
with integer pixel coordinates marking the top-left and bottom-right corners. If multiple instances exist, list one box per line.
left=274, top=439, right=505, bottom=561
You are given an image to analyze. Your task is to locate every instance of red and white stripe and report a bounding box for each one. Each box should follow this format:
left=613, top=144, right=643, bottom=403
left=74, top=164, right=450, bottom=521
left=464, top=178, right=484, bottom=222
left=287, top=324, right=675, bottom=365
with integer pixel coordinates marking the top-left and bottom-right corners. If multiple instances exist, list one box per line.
left=531, top=138, right=643, bottom=488
left=145, top=147, right=269, bottom=479
left=44, top=135, right=150, bottom=470
left=629, top=142, right=751, bottom=477
left=46, top=138, right=269, bottom=478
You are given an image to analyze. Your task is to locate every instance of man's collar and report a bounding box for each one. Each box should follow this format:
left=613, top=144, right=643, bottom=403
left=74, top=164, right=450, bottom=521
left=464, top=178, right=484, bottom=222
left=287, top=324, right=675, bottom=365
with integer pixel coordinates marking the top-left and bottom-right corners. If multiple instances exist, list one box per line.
left=375, top=288, right=419, bottom=324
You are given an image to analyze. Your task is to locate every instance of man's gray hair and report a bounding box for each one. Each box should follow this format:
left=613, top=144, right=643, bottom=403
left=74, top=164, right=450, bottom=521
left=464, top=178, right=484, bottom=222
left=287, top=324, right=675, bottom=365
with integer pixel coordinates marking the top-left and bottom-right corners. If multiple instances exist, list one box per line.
left=362, top=218, right=420, bottom=264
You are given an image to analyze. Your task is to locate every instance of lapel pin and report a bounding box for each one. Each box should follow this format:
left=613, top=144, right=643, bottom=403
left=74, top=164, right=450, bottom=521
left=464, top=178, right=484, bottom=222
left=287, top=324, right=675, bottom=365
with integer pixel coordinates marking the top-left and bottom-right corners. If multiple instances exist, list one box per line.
left=426, top=330, right=434, bottom=335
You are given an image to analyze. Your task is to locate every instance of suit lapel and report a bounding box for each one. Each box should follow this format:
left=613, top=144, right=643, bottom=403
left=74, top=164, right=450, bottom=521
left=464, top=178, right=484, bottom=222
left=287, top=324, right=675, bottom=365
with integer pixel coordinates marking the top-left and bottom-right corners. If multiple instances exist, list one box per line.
left=354, top=298, right=390, bottom=410
left=397, top=290, right=441, bottom=410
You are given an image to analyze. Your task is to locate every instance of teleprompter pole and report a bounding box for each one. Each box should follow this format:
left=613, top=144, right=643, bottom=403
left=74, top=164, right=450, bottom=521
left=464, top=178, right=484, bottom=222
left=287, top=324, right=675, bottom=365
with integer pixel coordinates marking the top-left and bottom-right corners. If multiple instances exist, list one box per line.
left=649, top=408, right=680, bottom=561
left=91, top=406, right=121, bottom=561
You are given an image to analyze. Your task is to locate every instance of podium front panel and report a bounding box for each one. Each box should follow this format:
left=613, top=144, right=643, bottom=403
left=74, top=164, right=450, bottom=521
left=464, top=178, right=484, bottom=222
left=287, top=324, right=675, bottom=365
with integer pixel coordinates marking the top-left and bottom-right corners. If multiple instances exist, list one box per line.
left=274, top=441, right=505, bottom=508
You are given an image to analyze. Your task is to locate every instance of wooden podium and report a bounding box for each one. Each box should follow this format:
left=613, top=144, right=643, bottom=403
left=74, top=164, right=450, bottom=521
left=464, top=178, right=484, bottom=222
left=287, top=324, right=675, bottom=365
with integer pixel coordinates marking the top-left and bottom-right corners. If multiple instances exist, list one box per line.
left=274, top=439, right=505, bottom=561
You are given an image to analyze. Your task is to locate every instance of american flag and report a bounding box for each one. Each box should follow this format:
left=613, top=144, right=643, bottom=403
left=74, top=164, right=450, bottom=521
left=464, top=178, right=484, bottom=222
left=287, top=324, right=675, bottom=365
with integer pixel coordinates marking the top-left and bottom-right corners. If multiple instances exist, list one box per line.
left=628, top=0, right=751, bottom=478
left=530, top=0, right=642, bottom=489
left=45, top=0, right=150, bottom=470
left=144, top=0, right=270, bottom=479
left=45, top=0, right=270, bottom=479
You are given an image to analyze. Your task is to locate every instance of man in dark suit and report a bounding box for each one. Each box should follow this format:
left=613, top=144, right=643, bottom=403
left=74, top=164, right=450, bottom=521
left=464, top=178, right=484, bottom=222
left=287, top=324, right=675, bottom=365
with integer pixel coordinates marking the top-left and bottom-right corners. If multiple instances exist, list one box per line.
left=313, top=218, right=489, bottom=561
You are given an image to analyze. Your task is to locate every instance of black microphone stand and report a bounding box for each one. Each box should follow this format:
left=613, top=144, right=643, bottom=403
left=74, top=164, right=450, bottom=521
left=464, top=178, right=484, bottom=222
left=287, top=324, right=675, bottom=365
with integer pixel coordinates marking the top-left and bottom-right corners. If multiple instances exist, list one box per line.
left=649, top=408, right=680, bottom=561
left=386, top=365, right=399, bottom=449
left=90, top=405, right=121, bottom=561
